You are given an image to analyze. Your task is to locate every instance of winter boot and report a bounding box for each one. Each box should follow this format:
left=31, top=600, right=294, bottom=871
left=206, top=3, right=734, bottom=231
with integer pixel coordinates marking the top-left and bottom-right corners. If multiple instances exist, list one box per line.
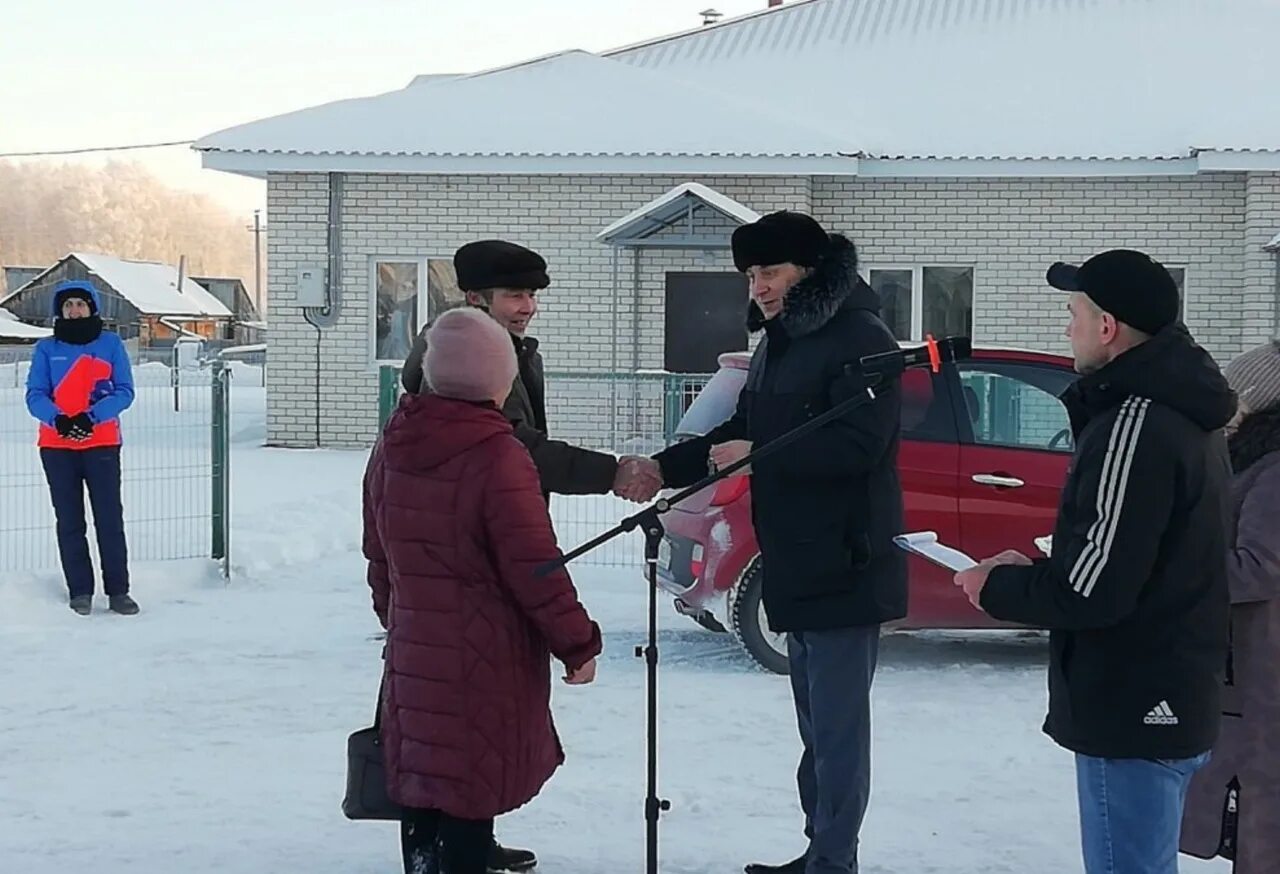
left=69, top=595, right=92, bottom=616
left=487, top=840, right=536, bottom=872
left=745, top=853, right=807, bottom=874
left=108, top=594, right=139, bottom=615
left=406, top=842, right=440, bottom=874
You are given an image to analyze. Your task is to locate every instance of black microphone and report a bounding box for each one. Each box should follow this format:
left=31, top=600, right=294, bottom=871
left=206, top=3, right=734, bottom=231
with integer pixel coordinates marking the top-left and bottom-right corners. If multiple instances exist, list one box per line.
left=856, top=335, right=972, bottom=380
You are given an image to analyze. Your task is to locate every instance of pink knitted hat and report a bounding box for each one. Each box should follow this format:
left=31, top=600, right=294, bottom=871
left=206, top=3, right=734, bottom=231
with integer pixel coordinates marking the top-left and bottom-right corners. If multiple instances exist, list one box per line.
left=424, top=307, right=518, bottom=403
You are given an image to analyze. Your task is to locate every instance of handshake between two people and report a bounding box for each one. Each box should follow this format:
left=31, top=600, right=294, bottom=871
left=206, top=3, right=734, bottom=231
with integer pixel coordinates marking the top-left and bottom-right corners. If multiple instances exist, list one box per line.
left=610, top=440, right=756, bottom=504
left=612, top=456, right=664, bottom=503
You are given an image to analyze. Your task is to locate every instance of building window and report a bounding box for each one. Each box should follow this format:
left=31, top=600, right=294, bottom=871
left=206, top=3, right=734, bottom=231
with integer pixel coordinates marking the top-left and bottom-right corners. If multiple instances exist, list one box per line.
left=427, top=258, right=464, bottom=323
left=867, top=265, right=975, bottom=342
left=371, top=257, right=465, bottom=363
left=373, top=259, right=422, bottom=362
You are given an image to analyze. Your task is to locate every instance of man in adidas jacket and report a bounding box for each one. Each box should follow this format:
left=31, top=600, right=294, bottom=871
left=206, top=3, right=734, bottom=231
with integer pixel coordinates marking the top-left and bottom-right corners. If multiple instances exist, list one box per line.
left=954, top=250, right=1234, bottom=874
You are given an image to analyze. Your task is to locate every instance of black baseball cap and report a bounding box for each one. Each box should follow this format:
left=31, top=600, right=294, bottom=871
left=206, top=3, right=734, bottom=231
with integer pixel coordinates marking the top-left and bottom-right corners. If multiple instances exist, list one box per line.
left=1046, top=249, right=1180, bottom=336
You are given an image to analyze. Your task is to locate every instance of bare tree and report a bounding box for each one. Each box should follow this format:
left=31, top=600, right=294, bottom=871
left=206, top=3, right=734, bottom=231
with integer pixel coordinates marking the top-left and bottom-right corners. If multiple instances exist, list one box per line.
left=0, top=160, right=256, bottom=290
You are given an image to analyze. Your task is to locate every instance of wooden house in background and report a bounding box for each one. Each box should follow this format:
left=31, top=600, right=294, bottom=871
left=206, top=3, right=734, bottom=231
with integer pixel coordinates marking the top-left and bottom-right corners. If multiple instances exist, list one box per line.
left=0, top=253, right=234, bottom=346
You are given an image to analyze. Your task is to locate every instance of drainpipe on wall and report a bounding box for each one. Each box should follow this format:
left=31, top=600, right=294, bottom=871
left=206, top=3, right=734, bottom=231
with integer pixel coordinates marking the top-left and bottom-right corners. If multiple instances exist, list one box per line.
left=1266, top=235, right=1280, bottom=339
left=1273, top=248, right=1280, bottom=339
left=302, top=173, right=345, bottom=446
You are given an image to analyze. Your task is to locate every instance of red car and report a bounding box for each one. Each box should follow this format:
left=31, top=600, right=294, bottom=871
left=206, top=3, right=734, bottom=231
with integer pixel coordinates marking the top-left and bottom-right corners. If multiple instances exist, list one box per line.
left=655, top=347, right=1078, bottom=673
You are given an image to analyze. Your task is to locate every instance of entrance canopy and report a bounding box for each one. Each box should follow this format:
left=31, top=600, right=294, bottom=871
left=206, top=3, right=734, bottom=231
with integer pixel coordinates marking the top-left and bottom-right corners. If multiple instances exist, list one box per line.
left=598, top=182, right=760, bottom=249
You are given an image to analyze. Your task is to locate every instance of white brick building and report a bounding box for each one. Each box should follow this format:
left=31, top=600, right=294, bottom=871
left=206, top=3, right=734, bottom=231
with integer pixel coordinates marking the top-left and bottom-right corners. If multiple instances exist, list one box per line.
left=197, top=0, right=1280, bottom=449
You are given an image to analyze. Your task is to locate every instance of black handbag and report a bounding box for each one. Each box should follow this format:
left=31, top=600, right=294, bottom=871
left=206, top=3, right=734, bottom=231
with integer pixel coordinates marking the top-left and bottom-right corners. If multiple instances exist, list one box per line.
left=342, top=674, right=403, bottom=821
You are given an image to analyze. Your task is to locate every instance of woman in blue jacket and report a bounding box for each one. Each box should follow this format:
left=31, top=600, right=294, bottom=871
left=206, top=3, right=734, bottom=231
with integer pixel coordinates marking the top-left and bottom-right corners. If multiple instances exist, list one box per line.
left=25, top=280, right=138, bottom=615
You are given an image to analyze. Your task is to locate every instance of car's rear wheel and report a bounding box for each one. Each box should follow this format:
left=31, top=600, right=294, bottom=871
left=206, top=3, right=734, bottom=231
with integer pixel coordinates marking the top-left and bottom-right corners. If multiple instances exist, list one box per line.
left=731, top=559, right=789, bottom=675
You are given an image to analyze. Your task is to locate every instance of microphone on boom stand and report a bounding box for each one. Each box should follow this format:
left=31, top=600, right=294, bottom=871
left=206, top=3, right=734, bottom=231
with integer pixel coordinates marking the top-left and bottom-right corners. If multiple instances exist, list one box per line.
left=535, top=334, right=973, bottom=874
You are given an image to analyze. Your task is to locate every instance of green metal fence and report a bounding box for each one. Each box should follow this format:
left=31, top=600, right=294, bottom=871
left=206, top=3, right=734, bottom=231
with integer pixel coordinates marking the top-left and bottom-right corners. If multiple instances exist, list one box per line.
left=0, top=355, right=233, bottom=578
left=376, top=365, right=714, bottom=568
left=211, top=360, right=232, bottom=578
left=378, top=365, right=712, bottom=445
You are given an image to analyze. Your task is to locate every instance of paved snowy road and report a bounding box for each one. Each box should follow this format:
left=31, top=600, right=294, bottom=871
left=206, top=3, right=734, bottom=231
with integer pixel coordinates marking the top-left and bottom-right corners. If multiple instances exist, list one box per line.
left=0, top=390, right=1230, bottom=873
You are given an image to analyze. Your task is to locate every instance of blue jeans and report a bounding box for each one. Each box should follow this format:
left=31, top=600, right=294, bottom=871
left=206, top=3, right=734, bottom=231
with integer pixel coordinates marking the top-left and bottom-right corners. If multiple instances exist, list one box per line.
left=1075, top=752, right=1210, bottom=874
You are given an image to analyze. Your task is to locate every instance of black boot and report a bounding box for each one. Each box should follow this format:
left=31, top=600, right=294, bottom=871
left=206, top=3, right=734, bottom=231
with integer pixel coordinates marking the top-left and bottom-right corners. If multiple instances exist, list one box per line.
left=108, top=594, right=139, bottom=615
left=744, top=853, right=807, bottom=874
left=69, top=595, right=92, bottom=616
left=487, top=839, right=536, bottom=872
left=406, top=843, right=440, bottom=874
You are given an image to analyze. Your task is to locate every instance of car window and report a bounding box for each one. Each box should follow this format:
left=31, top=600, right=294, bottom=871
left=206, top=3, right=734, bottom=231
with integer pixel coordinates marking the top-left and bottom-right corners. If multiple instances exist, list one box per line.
left=958, top=363, right=1076, bottom=453
left=899, top=368, right=957, bottom=443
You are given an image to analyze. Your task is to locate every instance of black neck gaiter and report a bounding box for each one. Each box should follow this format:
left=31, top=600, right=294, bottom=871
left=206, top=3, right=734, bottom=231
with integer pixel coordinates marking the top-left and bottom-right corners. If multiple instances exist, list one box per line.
left=53, top=316, right=104, bottom=345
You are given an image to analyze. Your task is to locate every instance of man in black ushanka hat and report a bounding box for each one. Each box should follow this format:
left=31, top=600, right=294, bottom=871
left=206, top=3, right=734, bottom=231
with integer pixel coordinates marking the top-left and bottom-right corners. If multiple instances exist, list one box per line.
left=401, top=239, right=663, bottom=505
left=653, top=211, right=906, bottom=874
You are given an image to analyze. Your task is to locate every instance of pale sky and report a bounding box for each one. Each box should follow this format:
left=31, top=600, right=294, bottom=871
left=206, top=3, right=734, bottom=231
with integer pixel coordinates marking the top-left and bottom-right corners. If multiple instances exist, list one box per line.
left=1, top=0, right=764, bottom=219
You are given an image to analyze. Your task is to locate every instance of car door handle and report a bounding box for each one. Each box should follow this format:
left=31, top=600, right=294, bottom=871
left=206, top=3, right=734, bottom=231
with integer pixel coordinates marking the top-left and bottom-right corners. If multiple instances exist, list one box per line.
left=972, top=473, right=1025, bottom=488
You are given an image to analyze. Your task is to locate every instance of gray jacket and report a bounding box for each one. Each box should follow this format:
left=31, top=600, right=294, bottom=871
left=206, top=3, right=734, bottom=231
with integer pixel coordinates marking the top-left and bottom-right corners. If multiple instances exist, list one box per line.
left=1181, top=407, right=1280, bottom=871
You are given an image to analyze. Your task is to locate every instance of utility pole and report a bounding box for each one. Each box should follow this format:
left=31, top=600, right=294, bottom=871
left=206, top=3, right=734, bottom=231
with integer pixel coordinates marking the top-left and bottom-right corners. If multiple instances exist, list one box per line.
left=246, top=209, right=267, bottom=315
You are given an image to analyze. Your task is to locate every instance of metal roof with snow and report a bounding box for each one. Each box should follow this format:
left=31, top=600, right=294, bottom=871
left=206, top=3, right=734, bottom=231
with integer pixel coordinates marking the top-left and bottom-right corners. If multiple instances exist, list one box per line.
left=74, top=253, right=232, bottom=317
left=1, top=253, right=233, bottom=319
left=196, top=0, right=1280, bottom=176
left=196, top=50, right=857, bottom=176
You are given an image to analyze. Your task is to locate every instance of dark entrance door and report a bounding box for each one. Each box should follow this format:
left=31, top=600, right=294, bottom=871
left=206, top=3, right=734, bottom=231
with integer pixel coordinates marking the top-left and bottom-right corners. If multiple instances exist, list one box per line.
left=664, top=272, right=749, bottom=373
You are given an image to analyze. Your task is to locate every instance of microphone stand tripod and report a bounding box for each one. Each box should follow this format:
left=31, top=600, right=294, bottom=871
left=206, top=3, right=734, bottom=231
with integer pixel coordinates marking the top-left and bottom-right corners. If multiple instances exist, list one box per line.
left=536, top=376, right=886, bottom=874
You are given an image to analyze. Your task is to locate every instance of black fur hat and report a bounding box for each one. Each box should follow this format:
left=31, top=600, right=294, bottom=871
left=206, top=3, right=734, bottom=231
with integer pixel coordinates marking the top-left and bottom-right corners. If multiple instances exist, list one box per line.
left=454, top=240, right=550, bottom=292
left=731, top=211, right=831, bottom=272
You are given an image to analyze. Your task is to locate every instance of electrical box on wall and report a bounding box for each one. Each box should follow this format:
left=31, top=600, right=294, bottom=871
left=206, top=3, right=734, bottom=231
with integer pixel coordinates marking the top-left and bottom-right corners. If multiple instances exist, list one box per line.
left=296, top=266, right=328, bottom=308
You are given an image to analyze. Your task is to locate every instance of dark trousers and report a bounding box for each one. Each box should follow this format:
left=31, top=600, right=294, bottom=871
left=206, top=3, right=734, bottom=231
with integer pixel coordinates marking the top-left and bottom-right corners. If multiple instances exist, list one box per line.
left=401, top=806, right=494, bottom=874
left=39, top=447, right=129, bottom=598
left=788, top=624, right=881, bottom=874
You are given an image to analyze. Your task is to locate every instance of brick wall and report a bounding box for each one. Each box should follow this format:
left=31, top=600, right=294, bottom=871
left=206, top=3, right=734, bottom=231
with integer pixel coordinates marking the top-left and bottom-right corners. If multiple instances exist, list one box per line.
left=263, top=174, right=809, bottom=447
left=265, top=171, right=1261, bottom=448
left=812, top=174, right=1249, bottom=359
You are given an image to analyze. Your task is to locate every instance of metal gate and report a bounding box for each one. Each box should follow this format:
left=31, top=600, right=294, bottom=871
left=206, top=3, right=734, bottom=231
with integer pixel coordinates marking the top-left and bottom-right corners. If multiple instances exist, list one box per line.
left=0, top=353, right=231, bottom=578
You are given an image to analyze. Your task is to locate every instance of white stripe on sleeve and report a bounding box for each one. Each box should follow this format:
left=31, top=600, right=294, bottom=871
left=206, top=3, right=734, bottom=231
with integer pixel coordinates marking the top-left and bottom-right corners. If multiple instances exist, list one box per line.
left=1068, top=397, right=1152, bottom=598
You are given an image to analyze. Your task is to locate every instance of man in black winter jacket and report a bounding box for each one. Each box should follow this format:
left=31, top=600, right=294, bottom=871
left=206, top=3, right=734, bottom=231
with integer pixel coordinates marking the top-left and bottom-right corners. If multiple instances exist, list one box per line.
left=655, top=211, right=905, bottom=874
left=955, top=250, right=1234, bottom=874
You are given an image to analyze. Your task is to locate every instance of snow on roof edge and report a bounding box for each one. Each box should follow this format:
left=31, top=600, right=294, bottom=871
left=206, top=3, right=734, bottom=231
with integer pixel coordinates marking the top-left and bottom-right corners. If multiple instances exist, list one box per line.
left=597, top=182, right=762, bottom=240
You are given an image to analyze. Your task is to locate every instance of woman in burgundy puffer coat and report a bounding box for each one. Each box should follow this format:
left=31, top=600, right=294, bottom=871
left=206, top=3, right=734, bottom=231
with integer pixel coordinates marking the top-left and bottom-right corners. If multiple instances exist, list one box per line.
left=362, top=307, right=602, bottom=874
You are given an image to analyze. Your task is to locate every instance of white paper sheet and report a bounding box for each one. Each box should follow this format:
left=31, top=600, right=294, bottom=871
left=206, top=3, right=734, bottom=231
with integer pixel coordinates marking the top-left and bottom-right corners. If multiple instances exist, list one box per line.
left=892, top=531, right=978, bottom=572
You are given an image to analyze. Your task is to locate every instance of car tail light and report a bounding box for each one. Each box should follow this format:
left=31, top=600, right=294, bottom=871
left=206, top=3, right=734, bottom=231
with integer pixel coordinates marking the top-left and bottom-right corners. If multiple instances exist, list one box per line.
left=691, top=544, right=705, bottom=579
left=710, top=475, right=749, bottom=507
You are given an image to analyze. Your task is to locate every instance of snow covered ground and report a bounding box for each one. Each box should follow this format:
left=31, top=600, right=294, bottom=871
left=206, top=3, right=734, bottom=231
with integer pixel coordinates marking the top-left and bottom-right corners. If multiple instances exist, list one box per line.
left=0, top=383, right=1231, bottom=873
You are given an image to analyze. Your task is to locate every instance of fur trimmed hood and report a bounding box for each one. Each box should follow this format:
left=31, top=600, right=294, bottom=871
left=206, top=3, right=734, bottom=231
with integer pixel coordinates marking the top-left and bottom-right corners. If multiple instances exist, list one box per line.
left=1229, top=403, right=1280, bottom=473
left=746, top=234, right=879, bottom=338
